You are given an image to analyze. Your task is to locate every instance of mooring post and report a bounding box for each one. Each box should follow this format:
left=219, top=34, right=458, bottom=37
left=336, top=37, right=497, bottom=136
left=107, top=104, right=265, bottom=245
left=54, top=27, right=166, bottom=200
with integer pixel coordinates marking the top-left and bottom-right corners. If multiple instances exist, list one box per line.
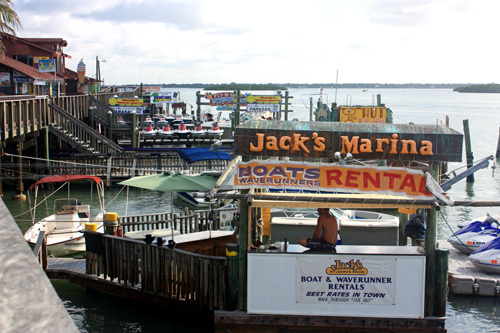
left=131, top=111, right=138, bottom=148
left=309, top=97, right=313, bottom=121
left=398, top=212, right=409, bottom=246
left=424, top=162, right=439, bottom=317
left=496, top=126, right=500, bottom=158
left=196, top=91, right=202, bottom=122
left=89, top=105, right=95, bottom=129
left=226, top=243, right=239, bottom=311
left=284, top=91, right=289, bottom=121
left=463, top=119, right=474, bottom=182
left=107, top=110, right=113, bottom=141
left=237, top=188, right=248, bottom=311
left=434, top=248, right=449, bottom=317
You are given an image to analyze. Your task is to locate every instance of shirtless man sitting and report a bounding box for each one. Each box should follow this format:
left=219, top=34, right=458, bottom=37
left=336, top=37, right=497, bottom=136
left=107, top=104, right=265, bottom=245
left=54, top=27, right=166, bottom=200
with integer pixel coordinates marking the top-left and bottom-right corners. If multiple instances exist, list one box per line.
left=299, top=208, right=338, bottom=252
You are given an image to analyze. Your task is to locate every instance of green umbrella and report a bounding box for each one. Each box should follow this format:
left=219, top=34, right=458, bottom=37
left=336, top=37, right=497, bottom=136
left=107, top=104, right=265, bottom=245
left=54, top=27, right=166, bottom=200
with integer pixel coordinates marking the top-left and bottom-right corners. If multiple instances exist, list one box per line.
left=118, top=172, right=219, bottom=243
left=118, top=172, right=219, bottom=192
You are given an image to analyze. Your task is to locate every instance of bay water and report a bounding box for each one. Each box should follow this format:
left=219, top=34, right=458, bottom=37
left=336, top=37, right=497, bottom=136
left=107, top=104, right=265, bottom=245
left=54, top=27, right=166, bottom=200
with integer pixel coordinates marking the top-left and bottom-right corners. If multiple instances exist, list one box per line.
left=3, top=88, right=500, bottom=332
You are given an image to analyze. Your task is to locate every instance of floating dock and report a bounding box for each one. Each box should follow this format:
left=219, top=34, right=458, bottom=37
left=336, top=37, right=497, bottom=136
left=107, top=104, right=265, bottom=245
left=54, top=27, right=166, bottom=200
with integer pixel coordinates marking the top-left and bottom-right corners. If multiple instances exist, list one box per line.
left=441, top=240, right=500, bottom=296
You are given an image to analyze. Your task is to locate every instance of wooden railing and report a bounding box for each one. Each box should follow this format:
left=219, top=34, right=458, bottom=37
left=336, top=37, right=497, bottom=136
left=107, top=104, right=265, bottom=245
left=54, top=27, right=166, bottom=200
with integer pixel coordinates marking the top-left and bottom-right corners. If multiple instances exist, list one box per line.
left=85, top=233, right=227, bottom=310
left=0, top=96, right=50, bottom=141
left=49, top=104, right=123, bottom=155
left=118, top=208, right=219, bottom=234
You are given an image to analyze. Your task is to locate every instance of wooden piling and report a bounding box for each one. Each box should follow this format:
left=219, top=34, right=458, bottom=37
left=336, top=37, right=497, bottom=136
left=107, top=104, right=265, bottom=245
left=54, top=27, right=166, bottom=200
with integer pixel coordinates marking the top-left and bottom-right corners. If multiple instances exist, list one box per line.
left=496, top=126, right=500, bottom=158
left=424, top=162, right=440, bottom=317
left=463, top=119, right=474, bottom=182
left=434, top=248, right=449, bottom=317
left=398, top=213, right=409, bottom=246
left=226, top=243, right=238, bottom=311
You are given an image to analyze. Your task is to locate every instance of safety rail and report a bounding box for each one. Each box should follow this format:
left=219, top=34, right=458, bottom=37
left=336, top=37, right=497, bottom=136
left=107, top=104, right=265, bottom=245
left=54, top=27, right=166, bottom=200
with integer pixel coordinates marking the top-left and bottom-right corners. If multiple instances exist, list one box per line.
left=49, top=104, right=123, bottom=156
left=85, top=233, right=227, bottom=310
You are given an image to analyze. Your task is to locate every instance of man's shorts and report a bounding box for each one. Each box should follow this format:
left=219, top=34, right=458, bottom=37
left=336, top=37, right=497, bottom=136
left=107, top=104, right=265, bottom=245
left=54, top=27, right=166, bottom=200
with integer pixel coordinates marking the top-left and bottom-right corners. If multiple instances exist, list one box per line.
left=306, top=238, right=336, bottom=252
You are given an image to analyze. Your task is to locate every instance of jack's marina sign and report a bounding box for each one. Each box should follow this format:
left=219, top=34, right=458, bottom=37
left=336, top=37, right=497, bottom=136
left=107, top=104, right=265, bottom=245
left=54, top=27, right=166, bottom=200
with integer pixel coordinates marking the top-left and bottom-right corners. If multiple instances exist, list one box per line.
left=234, top=120, right=463, bottom=162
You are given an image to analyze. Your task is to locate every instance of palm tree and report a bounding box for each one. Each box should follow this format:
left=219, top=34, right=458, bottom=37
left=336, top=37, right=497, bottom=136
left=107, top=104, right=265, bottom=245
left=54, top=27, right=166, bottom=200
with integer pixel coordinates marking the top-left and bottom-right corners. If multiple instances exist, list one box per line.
left=0, top=0, right=22, bottom=54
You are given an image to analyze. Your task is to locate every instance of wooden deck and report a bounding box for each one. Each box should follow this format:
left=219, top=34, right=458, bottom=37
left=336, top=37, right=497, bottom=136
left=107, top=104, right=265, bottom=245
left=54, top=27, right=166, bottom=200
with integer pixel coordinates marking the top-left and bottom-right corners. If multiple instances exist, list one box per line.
left=441, top=240, right=500, bottom=296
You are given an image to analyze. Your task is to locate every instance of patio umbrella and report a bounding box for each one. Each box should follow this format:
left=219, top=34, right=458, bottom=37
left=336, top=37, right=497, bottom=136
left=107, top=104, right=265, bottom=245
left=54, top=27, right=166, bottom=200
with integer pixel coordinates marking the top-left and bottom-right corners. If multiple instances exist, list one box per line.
left=118, top=172, right=219, bottom=242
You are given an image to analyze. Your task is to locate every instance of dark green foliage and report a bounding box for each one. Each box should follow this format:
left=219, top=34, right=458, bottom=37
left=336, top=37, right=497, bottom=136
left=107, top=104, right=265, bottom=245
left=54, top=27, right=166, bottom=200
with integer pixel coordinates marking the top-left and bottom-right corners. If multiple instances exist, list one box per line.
left=453, top=84, right=500, bottom=93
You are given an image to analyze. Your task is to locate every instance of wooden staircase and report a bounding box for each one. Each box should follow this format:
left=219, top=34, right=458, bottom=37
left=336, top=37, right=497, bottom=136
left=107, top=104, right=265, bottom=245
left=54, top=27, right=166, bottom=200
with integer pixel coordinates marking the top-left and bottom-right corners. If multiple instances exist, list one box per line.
left=48, top=103, right=123, bottom=155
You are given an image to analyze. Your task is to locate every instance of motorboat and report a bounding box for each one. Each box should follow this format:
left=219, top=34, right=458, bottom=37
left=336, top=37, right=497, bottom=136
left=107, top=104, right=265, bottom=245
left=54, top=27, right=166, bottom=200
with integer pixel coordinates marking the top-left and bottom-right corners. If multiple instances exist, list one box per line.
left=191, top=123, right=206, bottom=139
left=174, top=191, right=209, bottom=208
left=174, top=122, right=191, bottom=138
left=447, top=219, right=500, bottom=254
left=23, top=175, right=105, bottom=256
left=157, top=123, right=175, bottom=138
left=270, top=208, right=399, bottom=245
left=117, top=116, right=130, bottom=127
left=468, top=236, right=500, bottom=274
left=206, top=122, right=224, bottom=138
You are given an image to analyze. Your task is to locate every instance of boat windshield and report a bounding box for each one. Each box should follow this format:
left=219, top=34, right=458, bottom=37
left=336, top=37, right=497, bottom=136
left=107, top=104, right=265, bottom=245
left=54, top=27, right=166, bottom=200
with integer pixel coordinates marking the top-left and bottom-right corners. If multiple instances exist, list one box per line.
left=55, top=198, right=79, bottom=215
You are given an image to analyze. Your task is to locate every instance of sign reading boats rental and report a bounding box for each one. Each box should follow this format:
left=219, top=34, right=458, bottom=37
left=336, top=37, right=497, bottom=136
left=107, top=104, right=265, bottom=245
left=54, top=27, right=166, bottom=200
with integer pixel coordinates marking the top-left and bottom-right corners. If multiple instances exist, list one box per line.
left=234, top=121, right=463, bottom=162
left=225, top=160, right=449, bottom=200
left=296, top=256, right=396, bottom=305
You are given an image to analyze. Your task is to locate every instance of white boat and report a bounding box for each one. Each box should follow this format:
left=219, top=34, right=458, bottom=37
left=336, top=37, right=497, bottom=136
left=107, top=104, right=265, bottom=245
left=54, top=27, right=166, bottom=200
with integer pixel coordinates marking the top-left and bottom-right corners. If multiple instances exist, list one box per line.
left=447, top=219, right=500, bottom=254
left=23, top=175, right=105, bottom=256
left=174, top=191, right=210, bottom=208
left=270, top=208, right=399, bottom=245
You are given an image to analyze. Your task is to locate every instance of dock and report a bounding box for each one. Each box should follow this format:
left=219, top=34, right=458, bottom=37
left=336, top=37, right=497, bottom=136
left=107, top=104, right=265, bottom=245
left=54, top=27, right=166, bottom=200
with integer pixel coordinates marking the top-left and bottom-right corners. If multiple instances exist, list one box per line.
left=441, top=240, right=500, bottom=296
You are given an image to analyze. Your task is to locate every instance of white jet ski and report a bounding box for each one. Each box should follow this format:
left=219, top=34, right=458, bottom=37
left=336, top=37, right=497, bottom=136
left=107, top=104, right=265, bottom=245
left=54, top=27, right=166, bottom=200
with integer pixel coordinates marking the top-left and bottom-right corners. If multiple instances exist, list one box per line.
left=447, top=219, right=500, bottom=255
left=468, top=236, right=500, bottom=274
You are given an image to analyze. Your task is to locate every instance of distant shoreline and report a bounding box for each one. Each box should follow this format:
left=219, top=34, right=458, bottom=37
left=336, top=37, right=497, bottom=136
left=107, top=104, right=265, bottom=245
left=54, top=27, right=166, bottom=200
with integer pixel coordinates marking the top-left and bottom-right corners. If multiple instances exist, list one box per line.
left=119, top=83, right=470, bottom=89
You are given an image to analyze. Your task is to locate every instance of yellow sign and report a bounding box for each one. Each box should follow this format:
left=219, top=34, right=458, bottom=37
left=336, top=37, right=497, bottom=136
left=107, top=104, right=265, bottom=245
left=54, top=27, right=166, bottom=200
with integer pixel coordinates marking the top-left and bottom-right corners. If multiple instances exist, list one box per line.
left=246, top=94, right=281, bottom=104
left=109, top=97, right=144, bottom=107
left=339, top=107, right=386, bottom=123
left=34, top=56, right=49, bottom=64
left=261, top=207, right=271, bottom=236
left=398, top=208, right=417, bottom=215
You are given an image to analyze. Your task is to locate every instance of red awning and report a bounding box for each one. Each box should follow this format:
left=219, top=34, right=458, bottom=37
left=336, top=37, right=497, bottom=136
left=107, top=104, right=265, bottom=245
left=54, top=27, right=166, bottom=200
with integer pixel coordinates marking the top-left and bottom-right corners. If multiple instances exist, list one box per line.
left=28, top=175, right=103, bottom=191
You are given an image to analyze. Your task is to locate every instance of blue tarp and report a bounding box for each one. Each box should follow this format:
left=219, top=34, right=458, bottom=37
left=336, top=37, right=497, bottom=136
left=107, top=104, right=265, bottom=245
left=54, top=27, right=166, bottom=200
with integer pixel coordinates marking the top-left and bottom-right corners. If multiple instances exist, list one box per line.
left=178, top=147, right=232, bottom=164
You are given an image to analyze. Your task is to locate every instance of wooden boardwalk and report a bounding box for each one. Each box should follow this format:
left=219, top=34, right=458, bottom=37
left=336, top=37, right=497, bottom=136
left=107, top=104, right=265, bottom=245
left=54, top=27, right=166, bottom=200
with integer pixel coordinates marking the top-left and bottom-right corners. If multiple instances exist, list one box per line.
left=441, top=240, right=500, bottom=296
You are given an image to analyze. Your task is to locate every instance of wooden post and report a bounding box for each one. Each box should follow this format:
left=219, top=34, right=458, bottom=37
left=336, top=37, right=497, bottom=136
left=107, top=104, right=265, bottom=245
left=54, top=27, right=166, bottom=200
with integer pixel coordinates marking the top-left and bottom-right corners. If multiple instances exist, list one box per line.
left=237, top=189, right=248, bottom=311
left=496, top=126, right=500, bottom=158
left=45, top=127, right=50, bottom=171
left=284, top=91, right=289, bottom=121
left=0, top=146, right=3, bottom=198
left=463, top=119, right=474, bottom=182
left=131, top=111, right=138, bottom=148
left=398, top=213, right=409, bottom=246
left=196, top=91, right=202, bottom=122
left=424, top=162, right=439, bottom=317
left=107, top=110, right=113, bottom=141
left=89, top=105, right=95, bottom=129
left=226, top=243, right=239, bottom=311
left=434, top=248, right=449, bottom=317
left=310, top=97, right=313, bottom=121
left=12, top=141, right=26, bottom=201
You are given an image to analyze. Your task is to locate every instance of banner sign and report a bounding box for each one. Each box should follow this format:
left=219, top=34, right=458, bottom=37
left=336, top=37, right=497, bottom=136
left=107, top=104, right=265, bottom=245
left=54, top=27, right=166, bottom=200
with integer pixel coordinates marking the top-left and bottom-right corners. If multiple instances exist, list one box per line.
left=246, top=94, right=281, bottom=104
left=205, top=92, right=247, bottom=107
left=247, top=104, right=280, bottom=113
left=296, top=256, right=396, bottom=305
left=110, top=106, right=144, bottom=115
left=227, top=160, right=441, bottom=199
left=142, top=86, right=161, bottom=93
left=38, top=59, right=56, bottom=72
left=151, top=92, right=178, bottom=104
left=339, top=107, right=386, bottom=123
left=0, top=72, right=11, bottom=86
left=109, top=97, right=144, bottom=107
left=14, top=75, right=32, bottom=83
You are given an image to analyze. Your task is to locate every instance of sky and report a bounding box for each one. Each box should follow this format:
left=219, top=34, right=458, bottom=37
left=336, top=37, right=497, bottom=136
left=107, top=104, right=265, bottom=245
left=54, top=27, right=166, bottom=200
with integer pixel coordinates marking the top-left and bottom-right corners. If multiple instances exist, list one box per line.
left=11, top=0, right=500, bottom=85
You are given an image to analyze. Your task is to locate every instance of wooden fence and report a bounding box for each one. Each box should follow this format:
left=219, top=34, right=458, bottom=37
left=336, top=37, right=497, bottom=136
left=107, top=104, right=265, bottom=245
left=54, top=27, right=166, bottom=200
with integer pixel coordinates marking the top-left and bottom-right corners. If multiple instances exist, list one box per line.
left=85, top=233, right=227, bottom=310
left=118, top=208, right=219, bottom=234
